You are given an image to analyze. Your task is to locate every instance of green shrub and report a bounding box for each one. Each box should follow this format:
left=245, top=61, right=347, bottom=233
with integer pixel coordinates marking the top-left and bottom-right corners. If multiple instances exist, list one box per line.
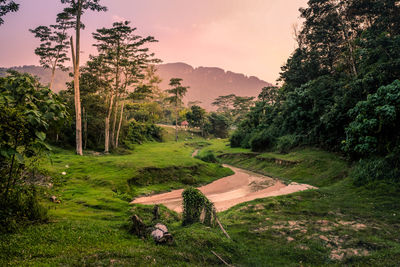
left=276, top=135, right=299, bottom=153
left=230, top=130, right=246, bottom=147
left=0, top=72, right=64, bottom=232
left=182, top=187, right=214, bottom=226
left=124, top=121, right=163, bottom=145
left=351, top=156, right=400, bottom=186
left=250, top=129, right=276, bottom=152
left=0, top=187, right=47, bottom=233
left=195, top=151, right=219, bottom=163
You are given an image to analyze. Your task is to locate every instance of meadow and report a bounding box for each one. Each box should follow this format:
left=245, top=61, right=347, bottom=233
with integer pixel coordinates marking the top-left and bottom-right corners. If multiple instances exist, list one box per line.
left=1, top=135, right=399, bottom=266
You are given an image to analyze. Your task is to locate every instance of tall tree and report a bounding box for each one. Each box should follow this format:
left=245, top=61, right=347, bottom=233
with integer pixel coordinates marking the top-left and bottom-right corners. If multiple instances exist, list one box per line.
left=30, top=14, right=71, bottom=91
left=92, top=21, right=158, bottom=152
left=60, top=0, right=107, bottom=155
left=166, top=78, right=189, bottom=142
left=0, top=0, right=18, bottom=25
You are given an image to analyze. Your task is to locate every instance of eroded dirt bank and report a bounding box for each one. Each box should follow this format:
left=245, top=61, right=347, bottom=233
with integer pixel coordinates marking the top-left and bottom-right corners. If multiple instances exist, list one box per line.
left=131, top=164, right=316, bottom=212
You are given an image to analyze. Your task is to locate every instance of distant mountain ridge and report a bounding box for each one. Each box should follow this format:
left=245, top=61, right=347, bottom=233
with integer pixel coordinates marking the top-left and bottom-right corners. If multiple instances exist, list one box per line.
left=0, top=63, right=272, bottom=110
left=156, top=63, right=272, bottom=110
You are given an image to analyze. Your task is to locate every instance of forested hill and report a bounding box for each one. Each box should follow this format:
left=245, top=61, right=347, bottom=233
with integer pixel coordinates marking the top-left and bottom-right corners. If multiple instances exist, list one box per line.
left=156, top=63, right=271, bottom=109
left=0, top=63, right=271, bottom=110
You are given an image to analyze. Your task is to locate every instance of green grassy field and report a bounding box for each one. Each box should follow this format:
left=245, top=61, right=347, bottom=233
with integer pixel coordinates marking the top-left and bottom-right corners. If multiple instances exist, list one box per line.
left=1, top=137, right=399, bottom=266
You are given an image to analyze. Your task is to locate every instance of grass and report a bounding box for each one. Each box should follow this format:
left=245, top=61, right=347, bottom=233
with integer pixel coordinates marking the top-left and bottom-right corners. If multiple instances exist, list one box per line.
left=1, top=137, right=400, bottom=266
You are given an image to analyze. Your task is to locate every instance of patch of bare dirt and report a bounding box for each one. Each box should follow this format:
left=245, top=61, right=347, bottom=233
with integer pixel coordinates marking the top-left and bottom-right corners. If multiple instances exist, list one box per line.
left=251, top=218, right=372, bottom=261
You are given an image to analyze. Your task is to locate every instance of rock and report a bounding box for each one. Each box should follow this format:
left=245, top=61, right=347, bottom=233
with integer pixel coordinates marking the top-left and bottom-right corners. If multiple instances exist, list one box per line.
left=154, top=223, right=168, bottom=233
left=151, top=223, right=173, bottom=244
left=151, top=229, right=164, bottom=240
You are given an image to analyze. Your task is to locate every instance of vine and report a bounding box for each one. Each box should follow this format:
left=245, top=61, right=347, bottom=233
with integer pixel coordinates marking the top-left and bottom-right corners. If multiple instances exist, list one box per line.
left=182, top=187, right=216, bottom=226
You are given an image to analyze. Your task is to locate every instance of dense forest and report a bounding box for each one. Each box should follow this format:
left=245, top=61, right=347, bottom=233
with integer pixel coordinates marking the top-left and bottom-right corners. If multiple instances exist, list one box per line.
left=231, top=0, right=400, bottom=185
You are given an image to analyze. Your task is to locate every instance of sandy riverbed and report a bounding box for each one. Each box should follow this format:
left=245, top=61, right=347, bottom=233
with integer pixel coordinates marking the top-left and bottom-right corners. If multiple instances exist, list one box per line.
left=131, top=163, right=316, bottom=212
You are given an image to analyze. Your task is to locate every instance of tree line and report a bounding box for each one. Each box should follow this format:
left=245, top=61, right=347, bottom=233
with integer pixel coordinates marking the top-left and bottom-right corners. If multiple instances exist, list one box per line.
left=231, top=0, right=400, bottom=185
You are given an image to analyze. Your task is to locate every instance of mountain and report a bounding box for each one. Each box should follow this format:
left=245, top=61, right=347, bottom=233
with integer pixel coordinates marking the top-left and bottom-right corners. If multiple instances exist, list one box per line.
left=0, top=63, right=272, bottom=110
left=156, top=63, right=272, bottom=110
left=0, top=65, right=71, bottom=93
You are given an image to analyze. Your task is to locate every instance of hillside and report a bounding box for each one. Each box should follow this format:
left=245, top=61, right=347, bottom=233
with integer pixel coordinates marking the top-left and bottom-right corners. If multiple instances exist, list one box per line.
left=156, top=63, right=272, bottom=109
left=0, top=65, right=71, bottom=92
left=0, top=63, right=271, bottom=110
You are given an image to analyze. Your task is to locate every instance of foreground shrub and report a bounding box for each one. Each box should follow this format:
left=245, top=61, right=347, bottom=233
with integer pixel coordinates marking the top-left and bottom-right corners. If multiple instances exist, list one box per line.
left=0, top=72, right=65, bottom=231
left=0, top=187, right=47, bottom=233
left=182, top=187, right=214, bottom=226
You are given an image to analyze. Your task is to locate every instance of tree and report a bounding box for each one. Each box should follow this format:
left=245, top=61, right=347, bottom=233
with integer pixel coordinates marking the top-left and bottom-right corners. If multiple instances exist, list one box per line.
left=60, top=0, right=107, bottom=155
left=212, top=94, right=236, bottom=114
left=0, top=71, right=67, bottom=230
left=92, top=20, right=158, bottom=152
left=0, top=0, right=18, bottom=25
left=344, top=80, right=400, bottom=158
left=30, top=13, right=71, bottom=91
left=232, top=96, right=255, bottom=124
left=166, top=78, right=189, bottom=141
left=207, top=113, right=229, bottom=138
left=186, top=105, right=206, bottom=136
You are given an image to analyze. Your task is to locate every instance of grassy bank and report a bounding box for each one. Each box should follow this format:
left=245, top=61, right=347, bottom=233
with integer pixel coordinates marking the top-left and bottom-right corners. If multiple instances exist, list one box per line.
left=1, top=138, right=399, bottom=266
left=208, top=139, right=400, bottom=265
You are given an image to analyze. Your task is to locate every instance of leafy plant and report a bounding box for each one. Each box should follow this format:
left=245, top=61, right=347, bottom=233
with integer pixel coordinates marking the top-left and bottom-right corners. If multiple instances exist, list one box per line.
left=344, top=80, right=400, bottom=158
left=0, top=71, right=67, bottom=231
left=195, top=151, right=219, bottom=163
left=182, top=187, right=214, bottom=226
left=276, top=135, right=300, bottom=154
left=351, top=156, right=400, bottom=186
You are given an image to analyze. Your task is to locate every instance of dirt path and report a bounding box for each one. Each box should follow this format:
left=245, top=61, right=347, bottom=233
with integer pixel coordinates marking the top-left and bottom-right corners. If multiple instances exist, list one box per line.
left=131, top=150, right=316, bottom=212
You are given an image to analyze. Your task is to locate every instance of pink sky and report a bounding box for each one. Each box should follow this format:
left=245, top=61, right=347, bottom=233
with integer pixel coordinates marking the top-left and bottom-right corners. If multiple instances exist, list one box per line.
left=0, top=0, right=307, bottom=83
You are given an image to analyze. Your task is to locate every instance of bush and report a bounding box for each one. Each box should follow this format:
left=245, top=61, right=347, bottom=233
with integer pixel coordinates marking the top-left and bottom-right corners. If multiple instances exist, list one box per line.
left=182, top=187, right=214, bottom=226
left=195, top=151, right=219, bottom=163
left=276, top=135, right=300, bottom=153
left=351, top=156, right=400, bottom=186
left=124, top=121, right=163, bottom=145
left=249, top=129, right=276, bottom=152
left=0, top=187, right=47, bottom=233
left=230, top=130, right=245, bottom=147
left=0, top=72, right=65, bottom=232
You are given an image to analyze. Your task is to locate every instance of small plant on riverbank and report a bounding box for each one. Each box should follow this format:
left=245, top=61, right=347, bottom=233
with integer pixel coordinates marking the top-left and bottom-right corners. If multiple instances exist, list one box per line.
left=182, top=187, right=214, bottom=226
left=195, top=150, right=219, bottom=163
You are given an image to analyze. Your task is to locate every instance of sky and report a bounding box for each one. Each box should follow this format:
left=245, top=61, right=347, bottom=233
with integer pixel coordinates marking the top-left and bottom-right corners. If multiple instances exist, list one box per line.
left=0, top=0, right=307, bottom=83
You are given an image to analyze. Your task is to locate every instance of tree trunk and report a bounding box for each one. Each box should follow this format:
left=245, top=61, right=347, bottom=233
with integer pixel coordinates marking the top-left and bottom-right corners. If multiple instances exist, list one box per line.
left=110, top=41, right=121, bottom=149
left=104, top=91, right=115, bottom=153
left=73, top=1, right=83, bottom=156
left=83, top=106, right=88, bottom=150
left=111, top=95, right=119, bottom=148
left=50, top=65, right=56, bottom=91
left=175, top=102, right=178, bottom=142
left=115, top=101, right=125, bottom=148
